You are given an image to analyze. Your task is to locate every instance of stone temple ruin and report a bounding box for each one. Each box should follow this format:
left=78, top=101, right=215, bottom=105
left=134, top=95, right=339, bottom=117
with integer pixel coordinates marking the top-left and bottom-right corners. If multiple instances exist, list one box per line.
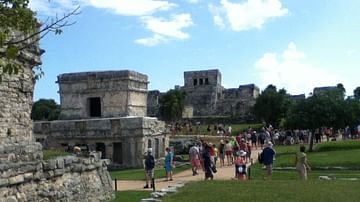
left=33, top=70, right=169, bottom=169
left=0, top=34, right=113, bottom=201
left=148, top=69, right=260, bottom=119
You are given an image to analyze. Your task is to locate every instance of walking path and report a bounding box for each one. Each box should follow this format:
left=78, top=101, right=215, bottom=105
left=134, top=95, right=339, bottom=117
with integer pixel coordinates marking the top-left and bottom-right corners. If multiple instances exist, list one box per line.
left=115, top=148, right=262, bottom=191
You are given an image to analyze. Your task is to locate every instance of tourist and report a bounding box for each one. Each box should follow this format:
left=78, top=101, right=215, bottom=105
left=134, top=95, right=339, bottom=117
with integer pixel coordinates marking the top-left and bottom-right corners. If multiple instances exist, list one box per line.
left=258, top=131, right=266, bottom=149
left=213, top=144, right=218, bottom=166
left=246, top=142, right=252, bottom=163
left=251, top=131, right=257, bottom=149
left=225, top=140, right=233, bottom=166
left=165, top=147, right=174, bottom=181
left=189, top=144, right=201, bottom=176
left=228, top=125, right=232, bottom=136
left=235, top=150, right=247, bottom=180
left=295, top=145, right=311, bottom=180
left=203, top=145, right=214, bottom=180
left=143, top=148, right=155, bottom=188
left=262, top=142, right=276, bottom=180
left=218, top=140, right=225, bottom=167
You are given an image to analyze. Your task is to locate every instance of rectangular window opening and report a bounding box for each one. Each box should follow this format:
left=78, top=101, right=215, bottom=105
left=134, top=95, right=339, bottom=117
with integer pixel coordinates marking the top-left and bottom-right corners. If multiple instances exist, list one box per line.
left=88, top=97, right=101, bottom=117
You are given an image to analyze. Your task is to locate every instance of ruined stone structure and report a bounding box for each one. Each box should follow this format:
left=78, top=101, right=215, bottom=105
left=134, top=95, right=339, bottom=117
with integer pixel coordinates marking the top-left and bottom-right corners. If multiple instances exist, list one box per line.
left=147, top=69, right=259, bottom=119
left=0, top=33, right=113, bottom=201
left=34, top=70, right=168, bottom=169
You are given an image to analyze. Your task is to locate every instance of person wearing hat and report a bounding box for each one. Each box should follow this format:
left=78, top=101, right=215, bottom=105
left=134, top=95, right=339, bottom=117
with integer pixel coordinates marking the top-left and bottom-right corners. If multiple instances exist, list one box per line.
left=235, top=150, right=247, bottom=180
left=262, top=141, right=276, bottom=180
left=143, top=148, right=155, bottom=188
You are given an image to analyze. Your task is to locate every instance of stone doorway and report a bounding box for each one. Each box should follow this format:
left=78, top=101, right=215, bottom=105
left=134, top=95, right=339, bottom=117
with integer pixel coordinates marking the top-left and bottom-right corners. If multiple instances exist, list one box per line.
left=113, top=142, right=123, bottom=164
left=96, top=142, right=106, bottom=159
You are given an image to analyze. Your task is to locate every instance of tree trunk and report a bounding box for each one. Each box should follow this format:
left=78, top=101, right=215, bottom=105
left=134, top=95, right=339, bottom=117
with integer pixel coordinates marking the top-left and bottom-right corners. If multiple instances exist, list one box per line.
left=309, top=129, right=315, bottom=152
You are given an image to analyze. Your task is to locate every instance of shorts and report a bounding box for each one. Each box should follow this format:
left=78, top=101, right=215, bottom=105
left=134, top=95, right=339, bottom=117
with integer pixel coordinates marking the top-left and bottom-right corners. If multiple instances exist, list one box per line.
left=191, top=159, right=200, bottom=167
left=265, top=164, right=273, bottom=175
left=225, top=151, right=232, bottom=156
left=145, top=169, right=154, bottom=178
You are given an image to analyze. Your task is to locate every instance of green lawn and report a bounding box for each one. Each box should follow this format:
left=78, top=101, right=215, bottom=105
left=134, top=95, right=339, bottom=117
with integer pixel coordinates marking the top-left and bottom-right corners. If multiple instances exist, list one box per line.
left=162, top=180, right=360, bottom=202
left=109, top=191, right=150, bottom=202
left=110, top=164, right=191, bottom=180
left=273, top=141, right=360, bottom=168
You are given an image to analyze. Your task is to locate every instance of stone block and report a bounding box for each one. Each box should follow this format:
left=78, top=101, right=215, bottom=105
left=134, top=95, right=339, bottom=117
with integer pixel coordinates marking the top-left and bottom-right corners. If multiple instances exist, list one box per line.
left=9, top=175, right=24, bottom=185
left=0, top=178, right=9, bottom=187
left=56, top=158, right=65, bottom=169
left=24, top=173, right=33, bottom=181
left=43, top=160, right=56, bottom=170
left=54, top=169, right=65, bottom=176
left=5, top=196, right=18, bottom=202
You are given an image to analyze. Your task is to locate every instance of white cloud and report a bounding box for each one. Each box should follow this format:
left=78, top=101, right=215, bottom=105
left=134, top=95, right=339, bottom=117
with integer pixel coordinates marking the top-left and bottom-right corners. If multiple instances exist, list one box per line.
left=209, top=4, right=225, bottom=29
left=135, top=34, right=168, bottom=46
left=136, top=14, right=194, bottom=46
left=210, top=0, right=288, bottom=31
left=255, top=42, right=346, bottom=95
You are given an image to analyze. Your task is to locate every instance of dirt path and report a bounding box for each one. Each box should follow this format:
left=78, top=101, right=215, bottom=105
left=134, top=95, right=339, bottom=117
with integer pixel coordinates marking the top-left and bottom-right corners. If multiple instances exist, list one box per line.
left=115, top=148, right=262, bottom=191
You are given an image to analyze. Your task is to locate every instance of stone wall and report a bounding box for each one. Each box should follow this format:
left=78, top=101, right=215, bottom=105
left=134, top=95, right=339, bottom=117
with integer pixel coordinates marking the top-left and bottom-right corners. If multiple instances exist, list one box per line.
left=34, top=117, right=169, bottom=168
left=58, top=70, right=148, bottom=120
left=0, top=151, right=114, bottom=202
left=1, top=31, right=114, bottom=201
left=0, top=35, right=42, bottom=144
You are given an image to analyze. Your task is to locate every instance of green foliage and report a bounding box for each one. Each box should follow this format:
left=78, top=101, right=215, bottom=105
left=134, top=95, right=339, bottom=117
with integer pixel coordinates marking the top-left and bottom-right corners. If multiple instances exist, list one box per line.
left=354, top=87, right=360, bottom=99
left=43, top=149, right=70, bottom=160
left=31, top=99, right=61, bottom=121
left=159, top=90, right=186, bottom=121
left=252, top=85, right=291, bottom=127
left=285, top=88, right=359, bottom=130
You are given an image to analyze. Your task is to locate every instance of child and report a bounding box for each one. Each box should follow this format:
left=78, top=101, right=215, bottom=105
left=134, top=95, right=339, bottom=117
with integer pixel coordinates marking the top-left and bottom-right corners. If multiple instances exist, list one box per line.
left=235, top=150, right=247, bottom=181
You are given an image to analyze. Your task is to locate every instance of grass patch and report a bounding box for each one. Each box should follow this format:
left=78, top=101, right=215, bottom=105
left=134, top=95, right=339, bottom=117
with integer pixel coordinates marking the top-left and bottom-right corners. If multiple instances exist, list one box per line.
left=110, top=164, right=191, bottom=180
left=109, top=191, right=150, bottom=202
left=43, top=149, right=70, bottom=160
left=162, top=180, right=360, bottom=202
left=315, top=140, right=360, bottom=152
left=174, top=123, right=264, bottom=136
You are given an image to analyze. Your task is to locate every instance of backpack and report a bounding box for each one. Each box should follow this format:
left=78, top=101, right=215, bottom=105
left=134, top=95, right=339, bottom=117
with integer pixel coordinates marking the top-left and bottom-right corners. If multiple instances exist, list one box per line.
left=258, top=152, right=264, bottom=164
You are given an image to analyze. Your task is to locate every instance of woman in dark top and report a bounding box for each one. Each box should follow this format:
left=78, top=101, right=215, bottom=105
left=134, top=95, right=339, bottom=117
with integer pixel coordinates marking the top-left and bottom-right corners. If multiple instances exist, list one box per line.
left=203, top=145, right=214, bottom=180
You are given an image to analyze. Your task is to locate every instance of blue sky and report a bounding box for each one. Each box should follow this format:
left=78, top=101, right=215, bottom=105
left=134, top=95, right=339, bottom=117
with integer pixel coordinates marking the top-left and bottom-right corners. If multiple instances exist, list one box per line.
left=29, top=0, right=360, bottom=103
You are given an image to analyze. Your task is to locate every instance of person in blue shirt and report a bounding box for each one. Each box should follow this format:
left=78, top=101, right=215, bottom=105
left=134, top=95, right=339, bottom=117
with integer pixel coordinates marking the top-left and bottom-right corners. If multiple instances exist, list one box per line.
left=165, top=147, right=174, bottom=181
left=262, top=141, right=276, bottom=180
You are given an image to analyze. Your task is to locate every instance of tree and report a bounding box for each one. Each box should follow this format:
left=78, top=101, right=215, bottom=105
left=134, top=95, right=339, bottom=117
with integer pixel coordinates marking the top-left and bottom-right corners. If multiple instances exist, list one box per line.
left=159, top=90, right=185, bottom=121
left=285, top=88, right=352, bottom=151
left=354, top=87, right=360, bottom=99
left=31, top=99, right=60, bottom=121
left=0, top=0, right=79, bottom=81
left=252, top=85, right=291, bottom=127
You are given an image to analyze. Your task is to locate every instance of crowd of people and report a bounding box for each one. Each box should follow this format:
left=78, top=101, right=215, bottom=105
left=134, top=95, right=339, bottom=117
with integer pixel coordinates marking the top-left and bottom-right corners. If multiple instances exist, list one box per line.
left=142, top=123, right=360, bottom=188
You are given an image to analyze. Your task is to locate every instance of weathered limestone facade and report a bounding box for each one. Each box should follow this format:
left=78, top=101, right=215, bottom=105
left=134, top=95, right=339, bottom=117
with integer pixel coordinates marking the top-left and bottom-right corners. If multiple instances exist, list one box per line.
left=34, top=70, right=168, bottom=168
left=58, top=70, right=148, bottom=120
left=0, top=33, right=114, bottom=201
left=147, top=69, right=259, bottom=119
left=34, top=117, right=168, bottom=168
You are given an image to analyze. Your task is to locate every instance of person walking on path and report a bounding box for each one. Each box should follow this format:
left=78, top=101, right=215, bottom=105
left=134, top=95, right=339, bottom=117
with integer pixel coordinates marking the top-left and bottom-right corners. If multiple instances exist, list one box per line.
left=189, top=144, right=201, bottom=176
left=165, top=147, right=174, bottom=181
left=143, top=148, right=155, bottom=189
left=262, top=142, right=276, bottom=180
left=203, top=145, right=214, bottom=180
left=295, top=145, right=311, bottom=180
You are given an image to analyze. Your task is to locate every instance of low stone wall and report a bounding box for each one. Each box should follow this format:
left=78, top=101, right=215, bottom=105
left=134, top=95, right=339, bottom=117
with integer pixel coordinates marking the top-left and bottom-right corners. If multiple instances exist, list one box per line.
left=0, top=151, right=114, bottom=202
